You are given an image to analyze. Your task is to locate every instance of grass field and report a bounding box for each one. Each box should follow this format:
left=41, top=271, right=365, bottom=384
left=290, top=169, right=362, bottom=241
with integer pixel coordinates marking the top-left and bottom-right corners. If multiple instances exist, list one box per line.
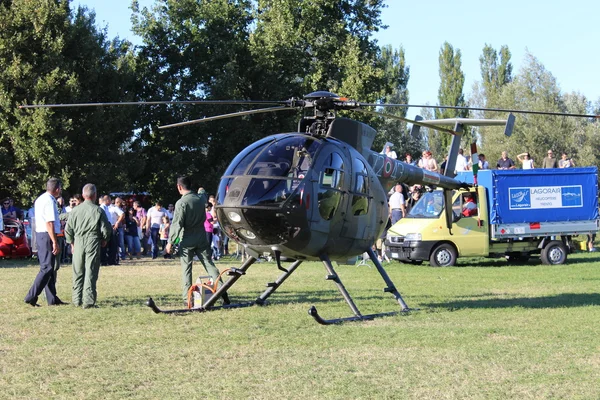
left=1, top=253, right=600, bottom=399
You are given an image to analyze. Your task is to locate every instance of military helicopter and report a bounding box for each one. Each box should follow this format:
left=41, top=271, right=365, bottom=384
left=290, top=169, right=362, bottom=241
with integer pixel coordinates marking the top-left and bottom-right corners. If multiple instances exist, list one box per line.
left=149, top=91, right=513, bottom=323
left=20, top=91, right=595, bottom=324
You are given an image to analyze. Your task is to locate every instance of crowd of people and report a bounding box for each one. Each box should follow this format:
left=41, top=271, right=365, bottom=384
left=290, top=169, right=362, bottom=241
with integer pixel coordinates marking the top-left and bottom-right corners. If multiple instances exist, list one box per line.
left=8, top=147, right=596, bottom=308
left=18, top=176, right=231, bottom=309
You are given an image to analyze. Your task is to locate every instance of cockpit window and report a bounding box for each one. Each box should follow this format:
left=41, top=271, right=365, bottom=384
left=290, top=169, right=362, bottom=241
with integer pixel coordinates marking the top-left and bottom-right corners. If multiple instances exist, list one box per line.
left=319, top=152, right=344, bottom=189
left=350, top=158, right=369, bottom=216
left=242, top=178, right=296, bottom=206
left=223, top=135, right=275, bottom=177
left=353, top=158, right=368, bottom=194
left=318, top=151, right=344, bottom=220
left=249, top=136, right=320, bottom=177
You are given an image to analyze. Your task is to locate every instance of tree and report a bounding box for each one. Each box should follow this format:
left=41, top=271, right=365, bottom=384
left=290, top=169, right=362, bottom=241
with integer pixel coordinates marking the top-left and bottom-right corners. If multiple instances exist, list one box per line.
left=436, top=42, right=469, bottom=151
left=479, top=44, right=512, bottom=105
left=479, top=52, right=599, bottom=170
left=0, top=0, right=138, bottom=204
left=130, top=0, right=394, bottom=201
left=371, top=45, right=418, bottom=157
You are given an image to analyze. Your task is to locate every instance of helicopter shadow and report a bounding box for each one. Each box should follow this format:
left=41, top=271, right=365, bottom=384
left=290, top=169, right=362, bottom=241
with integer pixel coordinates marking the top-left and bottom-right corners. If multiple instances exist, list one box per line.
left=423, top=292, right=600, bottom=310
left=102, top=288, right=393, bottom=309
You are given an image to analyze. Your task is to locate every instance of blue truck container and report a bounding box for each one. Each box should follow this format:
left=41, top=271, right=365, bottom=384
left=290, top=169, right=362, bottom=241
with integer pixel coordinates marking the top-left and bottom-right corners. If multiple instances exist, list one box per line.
left=456, top=167, right=599, bottom=224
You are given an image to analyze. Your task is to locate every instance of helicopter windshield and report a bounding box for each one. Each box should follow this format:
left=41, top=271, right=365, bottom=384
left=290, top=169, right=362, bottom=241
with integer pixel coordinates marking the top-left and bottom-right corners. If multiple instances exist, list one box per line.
left=220, top=135, right=322, bottom=207
left=217, top=135, right=321, bottom=206
left=248, top=136, right=320, bottom=177
left=406, top=191, right=445, bottom=218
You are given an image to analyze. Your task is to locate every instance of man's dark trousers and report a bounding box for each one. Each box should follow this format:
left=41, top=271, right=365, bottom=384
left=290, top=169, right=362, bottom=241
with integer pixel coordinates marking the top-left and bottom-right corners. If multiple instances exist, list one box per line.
left=24, top=232, right=60, bottom=305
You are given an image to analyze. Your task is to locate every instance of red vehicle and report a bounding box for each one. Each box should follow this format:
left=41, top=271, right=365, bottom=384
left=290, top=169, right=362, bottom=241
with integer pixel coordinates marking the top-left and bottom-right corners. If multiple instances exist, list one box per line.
left=0, top=218, right=32, bottom=259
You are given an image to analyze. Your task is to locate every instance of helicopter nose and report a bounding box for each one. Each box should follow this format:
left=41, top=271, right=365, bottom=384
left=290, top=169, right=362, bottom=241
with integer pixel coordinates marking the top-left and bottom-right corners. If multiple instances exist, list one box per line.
left=216, top=205, right=311, bottom=250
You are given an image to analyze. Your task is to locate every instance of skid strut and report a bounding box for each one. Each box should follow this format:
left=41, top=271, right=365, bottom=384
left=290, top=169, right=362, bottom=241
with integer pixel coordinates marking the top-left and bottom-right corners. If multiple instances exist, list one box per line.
left=256, top=255, right=302, bottom=305
left=146, top=256, right=257, bottom=314
left=309, top=251, right=412, bottom=325
left=146, top=255, right=303, bottom=314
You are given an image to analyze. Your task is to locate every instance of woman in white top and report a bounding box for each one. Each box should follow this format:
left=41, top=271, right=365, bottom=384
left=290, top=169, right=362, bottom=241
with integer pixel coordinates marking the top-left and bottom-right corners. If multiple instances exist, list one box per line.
left=517, top=152, right=535, bottom=169
left=418, top=150, right=438, bottom=172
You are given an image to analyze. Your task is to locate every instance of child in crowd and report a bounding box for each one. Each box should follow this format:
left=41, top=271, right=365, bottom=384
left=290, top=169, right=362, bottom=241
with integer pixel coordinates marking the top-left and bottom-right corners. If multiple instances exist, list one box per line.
left=212, top=227, right=221, bottom=261
left=159, top=215, right=170, bottom=257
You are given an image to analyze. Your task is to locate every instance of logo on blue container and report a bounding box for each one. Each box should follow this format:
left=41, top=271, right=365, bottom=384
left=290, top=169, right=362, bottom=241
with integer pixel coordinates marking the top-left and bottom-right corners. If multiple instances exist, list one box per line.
left=509, top=188, right=530, bottom=209
left=561, top=186, right=583, bottom=207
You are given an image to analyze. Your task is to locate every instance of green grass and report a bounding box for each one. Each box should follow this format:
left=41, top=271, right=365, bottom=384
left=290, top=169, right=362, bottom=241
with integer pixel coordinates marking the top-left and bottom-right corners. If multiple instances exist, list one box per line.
left=1, top=253, right=600, bottom=399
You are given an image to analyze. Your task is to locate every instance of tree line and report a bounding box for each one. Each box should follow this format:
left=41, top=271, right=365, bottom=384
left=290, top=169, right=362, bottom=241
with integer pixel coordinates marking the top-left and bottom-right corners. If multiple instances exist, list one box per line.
left=1, top=0, right=599, bottom=207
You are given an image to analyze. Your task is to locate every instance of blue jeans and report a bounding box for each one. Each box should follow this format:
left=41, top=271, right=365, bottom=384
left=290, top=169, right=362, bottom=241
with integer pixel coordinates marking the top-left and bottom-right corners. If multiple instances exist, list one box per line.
left=118, top=227, right=126, bottom=258
left=391, top=209, right=402, bottom=226
left=125, top=234, right=141, bottom=254
left=150, top=227, right=160, bottom=258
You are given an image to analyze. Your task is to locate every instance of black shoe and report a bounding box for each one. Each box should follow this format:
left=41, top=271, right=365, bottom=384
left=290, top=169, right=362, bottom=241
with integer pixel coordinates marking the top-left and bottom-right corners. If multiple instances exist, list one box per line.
left=82, top=304, right=99, bottom=309
left=51, top=300, right=69, bottom=306
left=25, top=300, right=40, bottom=307
left=221, top=292, right=231, bottom=306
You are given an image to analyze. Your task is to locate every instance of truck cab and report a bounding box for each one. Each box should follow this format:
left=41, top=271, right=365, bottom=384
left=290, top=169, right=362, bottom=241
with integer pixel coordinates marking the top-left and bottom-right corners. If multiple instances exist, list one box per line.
left=386, top=186, right=489, bottom=266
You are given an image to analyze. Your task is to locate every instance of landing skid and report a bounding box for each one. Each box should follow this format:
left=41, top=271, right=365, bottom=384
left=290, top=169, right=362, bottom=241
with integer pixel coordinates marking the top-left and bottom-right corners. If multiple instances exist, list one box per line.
left=308, top=306, right=406, bottom=325
left=146, top=256, right=304, bottom=314
left=145, top=297, right=255, bottom=314
left=146, top=249, right=414, bottom=324
left=308, top=249, right=413, bottom=325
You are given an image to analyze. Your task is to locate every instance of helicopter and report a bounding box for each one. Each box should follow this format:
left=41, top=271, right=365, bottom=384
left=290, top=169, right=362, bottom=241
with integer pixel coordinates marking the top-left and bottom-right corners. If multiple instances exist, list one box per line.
left=147, top=91, right=514, bottom=324
left=20, top=91, right=596, bottom=324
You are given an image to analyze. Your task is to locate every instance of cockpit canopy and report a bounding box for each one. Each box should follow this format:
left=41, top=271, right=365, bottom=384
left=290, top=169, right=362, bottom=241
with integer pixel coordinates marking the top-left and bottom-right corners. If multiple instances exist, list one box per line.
left=217, top=134, right=321, bottom=207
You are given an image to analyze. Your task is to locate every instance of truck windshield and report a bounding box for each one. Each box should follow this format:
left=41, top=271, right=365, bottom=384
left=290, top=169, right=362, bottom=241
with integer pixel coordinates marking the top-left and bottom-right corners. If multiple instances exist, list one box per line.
left=406, top=191, right=444, bottom=218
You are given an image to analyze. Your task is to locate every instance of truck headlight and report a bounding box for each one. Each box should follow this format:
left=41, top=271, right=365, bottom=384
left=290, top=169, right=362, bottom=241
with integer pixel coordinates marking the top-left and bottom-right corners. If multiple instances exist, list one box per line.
left=386, top=234, right=404, bottom=244
left=404, top=233, right=422, bottom=241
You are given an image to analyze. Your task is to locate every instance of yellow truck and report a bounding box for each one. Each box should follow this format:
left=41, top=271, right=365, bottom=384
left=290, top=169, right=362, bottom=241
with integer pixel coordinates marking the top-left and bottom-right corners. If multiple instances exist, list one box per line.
left=385, top=168, right=599, bottom=266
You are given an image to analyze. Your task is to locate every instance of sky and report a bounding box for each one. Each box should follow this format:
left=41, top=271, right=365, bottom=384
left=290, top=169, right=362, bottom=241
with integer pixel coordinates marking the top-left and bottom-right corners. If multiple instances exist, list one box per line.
left=74, top=0, right=600, bottom=116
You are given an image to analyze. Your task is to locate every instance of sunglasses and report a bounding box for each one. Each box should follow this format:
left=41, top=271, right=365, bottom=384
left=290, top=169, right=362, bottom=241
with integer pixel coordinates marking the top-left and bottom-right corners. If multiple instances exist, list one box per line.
left=3, top=202, right=9, bottom=205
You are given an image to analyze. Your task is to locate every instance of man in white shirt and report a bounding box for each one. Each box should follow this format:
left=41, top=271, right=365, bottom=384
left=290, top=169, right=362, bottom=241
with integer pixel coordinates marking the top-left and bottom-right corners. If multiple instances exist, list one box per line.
left=455, top=148, right=469, bottom=173
left=109, top=197, right=125, bottom=262
left=388, top=184, right=406, bottom=225
left=146, top=201, right=167, bottom=259
left=24, top=178, right=67, bottom=306
left=101, top=196, right=124, bottom=265
left=99, top=195, right=112, bottom=265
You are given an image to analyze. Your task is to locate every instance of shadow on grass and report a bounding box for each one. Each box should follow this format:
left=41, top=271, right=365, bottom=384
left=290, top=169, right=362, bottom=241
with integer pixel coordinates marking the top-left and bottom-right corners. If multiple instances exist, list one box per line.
left=424, top=293, right=600, bottom=310
left=384, top=255, right=600, bottom=268
left=102, top=288, right=402, bottom=310
left=0, top=258, right=38, bottom=268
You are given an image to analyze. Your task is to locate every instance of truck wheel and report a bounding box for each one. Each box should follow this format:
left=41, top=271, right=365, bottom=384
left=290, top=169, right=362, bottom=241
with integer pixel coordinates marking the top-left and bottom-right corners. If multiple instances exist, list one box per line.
left=541, top=241, right=568, bottom=265
left=429, top=243, right=457, bottom=267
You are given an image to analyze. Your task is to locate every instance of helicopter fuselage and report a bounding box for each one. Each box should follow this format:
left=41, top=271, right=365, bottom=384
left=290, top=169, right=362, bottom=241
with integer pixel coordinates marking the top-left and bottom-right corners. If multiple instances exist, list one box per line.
left=216, top=133, right=389, bottom=262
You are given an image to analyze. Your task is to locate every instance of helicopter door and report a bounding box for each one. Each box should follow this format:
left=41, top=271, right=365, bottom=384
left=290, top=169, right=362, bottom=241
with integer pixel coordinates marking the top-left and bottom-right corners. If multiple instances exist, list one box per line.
left=340, top=157, right=371, bottom=240
left=316, top=152, right=345, bottom=222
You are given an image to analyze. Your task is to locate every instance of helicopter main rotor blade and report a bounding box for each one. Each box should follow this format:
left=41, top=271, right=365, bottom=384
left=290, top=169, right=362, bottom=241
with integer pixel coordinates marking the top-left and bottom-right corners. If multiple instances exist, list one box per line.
left=357, top=103, right=600, bottom=119
left=18, top=100, right=286, bottom=109
left=158, top=106, right=295, bottom=129
left=352, top=108, right=458, bottom=135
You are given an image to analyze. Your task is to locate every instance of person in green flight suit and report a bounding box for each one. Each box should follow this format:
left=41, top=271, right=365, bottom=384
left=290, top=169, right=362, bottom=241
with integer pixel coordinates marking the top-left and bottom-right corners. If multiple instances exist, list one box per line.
left=165, top=176, right=230, bottom=306
left=64, top=183, right=112, bottom=308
